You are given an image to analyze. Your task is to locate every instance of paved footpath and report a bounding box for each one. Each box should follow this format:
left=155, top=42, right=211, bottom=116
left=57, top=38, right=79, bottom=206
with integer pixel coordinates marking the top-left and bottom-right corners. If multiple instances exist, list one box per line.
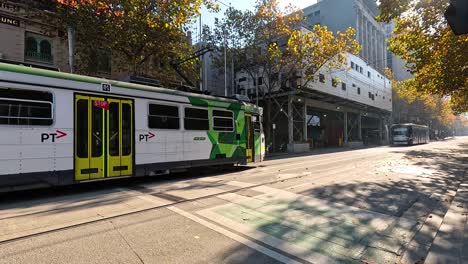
left=0, top=137, right=467, bottom=264
left=425, top=175, right=468, bottom=264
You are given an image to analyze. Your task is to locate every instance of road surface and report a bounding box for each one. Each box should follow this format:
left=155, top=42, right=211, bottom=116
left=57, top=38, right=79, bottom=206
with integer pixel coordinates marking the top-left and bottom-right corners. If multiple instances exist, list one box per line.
left=0, top=137, right=467, bottom=264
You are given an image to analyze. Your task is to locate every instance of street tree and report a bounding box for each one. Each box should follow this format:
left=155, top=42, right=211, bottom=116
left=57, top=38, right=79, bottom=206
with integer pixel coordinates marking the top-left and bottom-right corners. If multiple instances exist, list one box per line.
left=287, top=25, right=360, bottom=89
left=378, top=0, right=468, bottom=113
left=206, top=0, right=360, bottom=145
left=51, top=0, right=218, bottom=87
left=205, top=0, right=303, bottom=144
left=386, top=68, right=456, bottom=135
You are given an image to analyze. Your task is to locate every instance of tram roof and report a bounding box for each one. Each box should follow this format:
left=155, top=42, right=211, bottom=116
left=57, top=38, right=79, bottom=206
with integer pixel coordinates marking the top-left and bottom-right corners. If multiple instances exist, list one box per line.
left=0, top=63, right=257, bottom=108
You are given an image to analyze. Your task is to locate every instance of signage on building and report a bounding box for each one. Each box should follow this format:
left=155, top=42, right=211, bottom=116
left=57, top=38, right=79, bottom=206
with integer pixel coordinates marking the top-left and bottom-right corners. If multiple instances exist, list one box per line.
left=0, top=15, right=19, bottom=27
left=0, top=1, right=21, bottom=13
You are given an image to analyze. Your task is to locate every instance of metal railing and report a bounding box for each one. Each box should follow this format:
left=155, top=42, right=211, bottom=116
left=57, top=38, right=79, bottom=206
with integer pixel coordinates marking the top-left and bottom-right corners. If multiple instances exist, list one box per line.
left=25, top=51, right=53, bottom=63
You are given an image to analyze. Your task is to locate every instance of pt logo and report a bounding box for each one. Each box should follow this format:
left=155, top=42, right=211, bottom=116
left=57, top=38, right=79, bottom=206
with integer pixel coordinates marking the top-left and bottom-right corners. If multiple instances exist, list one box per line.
left=139, top=132, right=155, bottom=142
left=41, top=130, right=67, bottom=143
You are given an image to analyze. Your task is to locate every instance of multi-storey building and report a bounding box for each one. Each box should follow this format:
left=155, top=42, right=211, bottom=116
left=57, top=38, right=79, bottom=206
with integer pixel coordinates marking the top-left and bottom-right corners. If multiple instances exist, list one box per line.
left=303, top=0, right=387, bottom=73
left=384, top=21, right=413, bottom=81
left=0, top=1, right=192, bottom=86
left=235, top=51, right=392, bottom=152
left=0, top=1, right=71, bottom=71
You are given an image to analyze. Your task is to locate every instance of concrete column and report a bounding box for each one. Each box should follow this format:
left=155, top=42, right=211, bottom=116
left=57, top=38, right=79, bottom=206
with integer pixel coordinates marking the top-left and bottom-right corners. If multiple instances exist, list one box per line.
left=379, top=118, right=383, bottom=144
left=358, top=113, right=362, bottom=141
left=344, top=111, right=348, bottom=145
left=288, top=96, right=293, bottom=144
left=303, top=102, right=308, bottom=142
left=374, top=28, right=378, bottom=70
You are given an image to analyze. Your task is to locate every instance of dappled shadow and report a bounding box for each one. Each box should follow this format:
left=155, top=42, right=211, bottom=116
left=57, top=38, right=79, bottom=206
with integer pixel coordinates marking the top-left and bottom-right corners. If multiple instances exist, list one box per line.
left=214, top=139, right=468, bottom=263
left=0, top=165, right=254, bottom=204
left=265, top=145, right=385, bottom=162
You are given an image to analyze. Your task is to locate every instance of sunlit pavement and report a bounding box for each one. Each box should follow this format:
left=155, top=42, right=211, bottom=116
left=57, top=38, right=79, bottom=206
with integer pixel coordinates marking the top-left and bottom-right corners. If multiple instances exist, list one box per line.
left=0, top=137, right=467, bottom=264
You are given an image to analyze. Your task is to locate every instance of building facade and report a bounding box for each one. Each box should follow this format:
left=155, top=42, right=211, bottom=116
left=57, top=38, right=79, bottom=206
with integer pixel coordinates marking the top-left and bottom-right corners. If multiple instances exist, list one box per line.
left=384, top=21, right=413, bottom=81
left=0, top=1, right=192, bottom=87
left=0, top=1, right=70, bottom=71
left=303, top=0, right=387, bottom=73
left=235, top=52, right=392, bottom=152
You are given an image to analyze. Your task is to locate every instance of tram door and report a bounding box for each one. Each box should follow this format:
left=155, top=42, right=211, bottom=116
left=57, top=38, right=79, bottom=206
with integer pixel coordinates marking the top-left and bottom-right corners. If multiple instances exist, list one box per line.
left=74, top=95, right=133, bottom=181
left=245, top=114, right=254, bottom=162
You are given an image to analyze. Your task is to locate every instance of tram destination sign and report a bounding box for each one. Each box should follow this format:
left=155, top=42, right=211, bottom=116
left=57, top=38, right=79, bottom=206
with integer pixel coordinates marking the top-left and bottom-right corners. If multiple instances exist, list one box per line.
left=0, top=15, right=19, bottom=27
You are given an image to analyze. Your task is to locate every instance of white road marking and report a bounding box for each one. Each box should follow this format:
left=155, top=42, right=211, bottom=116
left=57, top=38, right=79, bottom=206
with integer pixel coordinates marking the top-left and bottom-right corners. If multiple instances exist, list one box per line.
left=167, top=206, right=302, bottom=264
left=196, top=207, right=339, bottom=264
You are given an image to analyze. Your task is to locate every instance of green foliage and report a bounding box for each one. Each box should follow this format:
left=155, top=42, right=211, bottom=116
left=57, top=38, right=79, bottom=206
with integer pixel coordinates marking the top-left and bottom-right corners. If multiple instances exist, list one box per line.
left=53, top=0, right=217, bottom=86
left=386, top=68, right=457, bottom=130
left=379, top=0, right=468, bottom=113
left=205, top=0, right=360, bottom=94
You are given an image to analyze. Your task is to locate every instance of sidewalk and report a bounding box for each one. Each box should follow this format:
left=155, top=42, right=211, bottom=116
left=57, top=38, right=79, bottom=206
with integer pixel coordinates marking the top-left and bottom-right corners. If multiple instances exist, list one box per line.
left=425, top=170, right=468, bottom=263
left=265, top=144, right=378, bottom=161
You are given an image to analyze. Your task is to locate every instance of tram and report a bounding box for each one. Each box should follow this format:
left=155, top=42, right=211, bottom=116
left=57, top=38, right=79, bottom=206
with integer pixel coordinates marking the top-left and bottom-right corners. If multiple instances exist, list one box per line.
left=391, top=123, right=429, bottom=145
left=0, top=63, right=265, bottom=191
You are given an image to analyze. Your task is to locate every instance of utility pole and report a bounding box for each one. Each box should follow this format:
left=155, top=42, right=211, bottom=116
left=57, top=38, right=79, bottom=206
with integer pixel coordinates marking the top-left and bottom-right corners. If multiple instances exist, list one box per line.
left=231, top=52, right=235, bottom=95
left=255, top=72, right=259, bottom=106
left=67, top=25, right=75, bottom=73
left=224, top=29, right=228, bottom=97
left=199, top=15, right=203, bottom=92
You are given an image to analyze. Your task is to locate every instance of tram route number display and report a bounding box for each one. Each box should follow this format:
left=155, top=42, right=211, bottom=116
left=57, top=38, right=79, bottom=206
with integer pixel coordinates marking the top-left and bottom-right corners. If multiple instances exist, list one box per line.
left=139, top=132, right=155, bottom=142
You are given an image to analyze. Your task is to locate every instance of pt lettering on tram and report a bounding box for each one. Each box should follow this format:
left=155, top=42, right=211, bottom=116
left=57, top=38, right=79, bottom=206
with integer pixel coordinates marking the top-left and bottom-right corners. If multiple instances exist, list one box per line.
left=0, top=63, right=265, bottom=192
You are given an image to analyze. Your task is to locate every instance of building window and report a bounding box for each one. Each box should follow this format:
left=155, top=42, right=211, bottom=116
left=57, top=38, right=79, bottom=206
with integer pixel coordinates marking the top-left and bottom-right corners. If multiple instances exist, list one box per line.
left=342, top=83, right=346, bottom=91
left=355, top=64, right=359, bottom=71
left=351, top=61, right=355, bottom=69
left=383, top=96, right=386, bottom=99
left=332, top=78, right=337, bottom=87
left=26, top=37, right=37, bottom=54
left=239, top=77, right=247, bottom=82
left=367, top=71, right=371, bottom=78
left=352, top=83, right=356, bottom=87
left=372, top=94, right=375, bottom=100
left=359, top=66, right=363, bottom=74
left=319, top=74, right=325, bottom=83
left=184, top=107, right=209, bottom=130
left=24, top=33, right=53, bottom=63
left=314, top=10, right=320, bottom=16
left=97, top=50, right=111, bottom=73
left=0, top=88, right=53, bottom=126
left=368, top=91, right=372, bottom=98
left=148, top=103, right=180, bottom=129
left=89, top=49, right=111, bottom=74
left=258, top=77, right=263, bottom=86
left=39, top=40, right=51, bottom=58
left=357, top=87, right=361, bottom=94
left=212, top=110, right=234, bottom=132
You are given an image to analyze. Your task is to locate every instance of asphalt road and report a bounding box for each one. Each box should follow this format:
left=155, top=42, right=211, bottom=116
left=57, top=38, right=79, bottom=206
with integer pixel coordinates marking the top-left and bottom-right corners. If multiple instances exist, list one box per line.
left=0, top=137, right=467, bottom=264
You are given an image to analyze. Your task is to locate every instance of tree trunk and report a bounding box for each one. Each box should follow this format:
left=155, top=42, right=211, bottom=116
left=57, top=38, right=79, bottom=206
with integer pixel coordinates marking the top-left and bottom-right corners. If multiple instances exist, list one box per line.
left=264, top=98, right=272, bottom=153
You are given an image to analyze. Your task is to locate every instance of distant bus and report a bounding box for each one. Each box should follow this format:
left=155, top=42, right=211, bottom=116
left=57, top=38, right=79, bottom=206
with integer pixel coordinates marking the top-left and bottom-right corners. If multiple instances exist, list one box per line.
left=391, top=124, right=429, bottom=145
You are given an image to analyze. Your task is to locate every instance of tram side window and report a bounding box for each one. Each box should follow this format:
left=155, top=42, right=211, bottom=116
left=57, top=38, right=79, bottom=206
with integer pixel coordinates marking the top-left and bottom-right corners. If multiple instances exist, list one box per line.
left=0, top=88, right=53, bottom=126
left=148, top=103, right=179, bottom=129
left=184, top=107, right=209, bottom=130
left=212, top=110, right=234, bottom=132
left=253, top=115, right=261, bottom=132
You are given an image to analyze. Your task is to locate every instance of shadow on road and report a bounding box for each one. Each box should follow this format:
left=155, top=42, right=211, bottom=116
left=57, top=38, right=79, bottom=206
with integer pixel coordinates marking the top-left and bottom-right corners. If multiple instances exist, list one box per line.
left=216, top=140, right=468, bottom=263
left=0, top=165, right=254, bottom=206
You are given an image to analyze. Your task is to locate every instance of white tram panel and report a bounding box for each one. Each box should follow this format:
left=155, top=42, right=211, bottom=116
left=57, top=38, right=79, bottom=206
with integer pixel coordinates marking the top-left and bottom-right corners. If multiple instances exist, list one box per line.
left=134, top=98, right=185, bottom=166
left=0, top=82, right=74, bottom=175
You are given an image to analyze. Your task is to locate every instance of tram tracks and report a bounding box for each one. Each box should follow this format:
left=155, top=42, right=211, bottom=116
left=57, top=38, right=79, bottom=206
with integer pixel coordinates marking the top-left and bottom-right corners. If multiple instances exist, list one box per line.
left=0, top=149, right=393, bottom=245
